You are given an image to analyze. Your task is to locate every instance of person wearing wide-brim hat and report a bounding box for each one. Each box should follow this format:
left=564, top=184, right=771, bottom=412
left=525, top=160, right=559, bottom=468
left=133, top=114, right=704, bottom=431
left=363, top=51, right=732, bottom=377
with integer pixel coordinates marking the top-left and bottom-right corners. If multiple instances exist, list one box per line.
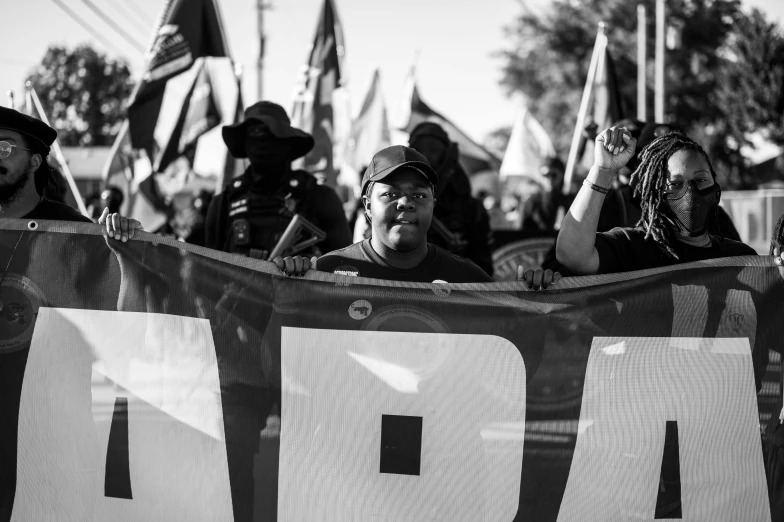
left=220, top=101, right=315, bottom=161
left=0, top=106, right=141, bottom=240
left=205, top=100, right=351, bottom=258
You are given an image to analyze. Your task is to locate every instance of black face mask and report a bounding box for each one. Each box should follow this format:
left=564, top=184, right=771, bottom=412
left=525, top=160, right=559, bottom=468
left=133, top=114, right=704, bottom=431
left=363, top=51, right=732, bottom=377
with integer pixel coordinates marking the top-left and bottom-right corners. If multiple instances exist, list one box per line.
left=662, top=181, right=719, bottom=237
left=245, top=137, right=293, bottom=171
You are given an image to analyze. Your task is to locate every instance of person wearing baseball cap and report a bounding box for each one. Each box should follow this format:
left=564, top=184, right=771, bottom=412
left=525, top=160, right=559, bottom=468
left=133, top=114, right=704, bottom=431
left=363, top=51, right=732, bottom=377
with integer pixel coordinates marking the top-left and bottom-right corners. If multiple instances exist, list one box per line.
left=274, top=145, right=493, bottom=282
left=205, top=101, right=351, bottom=258
left=0, top=106, right=141, bottom=240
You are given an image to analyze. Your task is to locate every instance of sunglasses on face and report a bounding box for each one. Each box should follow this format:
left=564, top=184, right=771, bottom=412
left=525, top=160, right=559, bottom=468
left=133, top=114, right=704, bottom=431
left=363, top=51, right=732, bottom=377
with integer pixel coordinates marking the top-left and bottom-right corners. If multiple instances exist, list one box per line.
left=0, top=141, right=31, bottom=159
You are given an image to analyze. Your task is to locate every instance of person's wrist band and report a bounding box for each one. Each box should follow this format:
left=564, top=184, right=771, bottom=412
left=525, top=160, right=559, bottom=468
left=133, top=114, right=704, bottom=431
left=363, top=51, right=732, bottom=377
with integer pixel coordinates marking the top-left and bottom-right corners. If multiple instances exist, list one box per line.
left=583, top=179, right=610, bottom=195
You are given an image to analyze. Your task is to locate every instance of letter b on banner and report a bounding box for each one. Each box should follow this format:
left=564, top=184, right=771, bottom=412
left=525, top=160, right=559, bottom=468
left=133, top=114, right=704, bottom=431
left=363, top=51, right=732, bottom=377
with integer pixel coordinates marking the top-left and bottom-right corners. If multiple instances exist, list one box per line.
left=557, top=337, right=769, bottom=521
left=278, top=328, right=527, bottom=521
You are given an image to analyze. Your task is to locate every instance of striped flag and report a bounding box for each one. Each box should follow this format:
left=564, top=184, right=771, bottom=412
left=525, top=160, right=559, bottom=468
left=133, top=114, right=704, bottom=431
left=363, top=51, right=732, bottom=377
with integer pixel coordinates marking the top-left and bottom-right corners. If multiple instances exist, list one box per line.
left=102, top=0, right=239, bottom=230
left=127, top=0, right=230, bottom=157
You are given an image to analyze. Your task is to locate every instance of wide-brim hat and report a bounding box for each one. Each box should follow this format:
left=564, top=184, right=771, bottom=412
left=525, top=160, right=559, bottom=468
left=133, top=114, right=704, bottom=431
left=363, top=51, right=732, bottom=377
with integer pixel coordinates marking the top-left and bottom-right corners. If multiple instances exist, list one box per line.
left=361, top=145, right=439, bottom=196
left=0, top=106, right=57, bottom=152
left=221, top=101, right=314, bottom=160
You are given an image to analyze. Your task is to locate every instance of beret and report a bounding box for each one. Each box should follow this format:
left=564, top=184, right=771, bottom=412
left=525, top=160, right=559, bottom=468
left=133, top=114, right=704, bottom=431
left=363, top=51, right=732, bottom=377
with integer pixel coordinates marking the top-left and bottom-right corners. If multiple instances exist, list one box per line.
left=0, top=106, right=57, bottom=150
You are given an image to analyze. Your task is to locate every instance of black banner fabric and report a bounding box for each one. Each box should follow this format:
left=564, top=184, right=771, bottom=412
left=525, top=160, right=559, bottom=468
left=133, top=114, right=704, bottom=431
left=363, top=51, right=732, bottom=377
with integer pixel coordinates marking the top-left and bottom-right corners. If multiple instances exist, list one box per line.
left=0, top=219, right=782, bottom=521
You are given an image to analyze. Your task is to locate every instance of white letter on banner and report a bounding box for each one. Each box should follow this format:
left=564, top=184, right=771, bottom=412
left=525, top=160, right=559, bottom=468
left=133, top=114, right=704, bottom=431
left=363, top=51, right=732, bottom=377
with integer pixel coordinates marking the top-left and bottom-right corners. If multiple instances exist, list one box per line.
left=12, top=308, right=234, bottom=522
left=278, top=328, right=526, bottom=521
left=557, top=337, right=769, bottom=522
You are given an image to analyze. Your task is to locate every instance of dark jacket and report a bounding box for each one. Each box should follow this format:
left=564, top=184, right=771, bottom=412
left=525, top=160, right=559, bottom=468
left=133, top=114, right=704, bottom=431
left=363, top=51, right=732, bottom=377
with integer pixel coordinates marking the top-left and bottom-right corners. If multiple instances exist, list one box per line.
left=205, top=168, right=351, bottom=258
left=428, top=163, right=494, bottom=276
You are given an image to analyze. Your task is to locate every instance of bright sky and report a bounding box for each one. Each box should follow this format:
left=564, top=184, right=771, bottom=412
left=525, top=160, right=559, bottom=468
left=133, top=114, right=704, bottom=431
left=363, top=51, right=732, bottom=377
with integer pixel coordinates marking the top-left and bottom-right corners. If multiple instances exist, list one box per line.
left=2, top=0, right=783, bottom=145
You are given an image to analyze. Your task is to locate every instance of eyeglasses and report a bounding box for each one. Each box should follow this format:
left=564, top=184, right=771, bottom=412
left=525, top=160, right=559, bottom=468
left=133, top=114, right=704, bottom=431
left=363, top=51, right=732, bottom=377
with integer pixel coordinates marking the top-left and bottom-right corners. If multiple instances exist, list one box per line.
left=0, top=141, right=31, bottom=159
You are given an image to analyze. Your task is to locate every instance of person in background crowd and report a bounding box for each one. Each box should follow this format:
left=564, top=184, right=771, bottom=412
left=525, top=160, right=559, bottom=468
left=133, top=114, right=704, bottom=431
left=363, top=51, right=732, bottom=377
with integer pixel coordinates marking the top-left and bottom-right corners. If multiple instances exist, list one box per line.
left=520, top=157, right=571, bottom=234
left=205, top=101, right=351, bottom=259
left=185, top=190, right=212, bottom=247
left=556, top=126, right=755, bottom=275
left=99, top=186, right=124, bottom=216
left=408, top=122, right=494, bottom=276
left=273, top=145, right=559, bottom=290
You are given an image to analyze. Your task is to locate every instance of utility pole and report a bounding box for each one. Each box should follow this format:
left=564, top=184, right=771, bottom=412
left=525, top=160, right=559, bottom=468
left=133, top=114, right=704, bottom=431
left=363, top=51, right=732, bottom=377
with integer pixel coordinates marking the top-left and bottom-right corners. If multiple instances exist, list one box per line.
left=257, top=0, right=268, bottom=101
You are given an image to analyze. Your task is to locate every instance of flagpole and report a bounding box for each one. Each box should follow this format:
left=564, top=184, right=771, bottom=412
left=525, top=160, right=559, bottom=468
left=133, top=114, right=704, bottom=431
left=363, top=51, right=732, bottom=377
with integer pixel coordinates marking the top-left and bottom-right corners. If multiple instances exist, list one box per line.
left=637, top=5, right=647, bottom=122
left=563, top=23, right=607, bottom=195
left=655, top=0, right=665, bottom=122
left=25, top=81, right=90, bottom=217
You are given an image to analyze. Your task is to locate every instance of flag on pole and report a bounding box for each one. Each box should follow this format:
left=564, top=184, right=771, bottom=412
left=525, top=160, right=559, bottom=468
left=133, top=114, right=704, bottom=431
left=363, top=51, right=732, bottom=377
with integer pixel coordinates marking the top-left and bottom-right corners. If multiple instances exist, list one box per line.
left=397, top=68, right=501, bottom=175
left=499, top=104, right=556, bottom=185
left=155, top=59, right=223, bottom=174
left=127, top=0, right=230, bottom=156
left=291, top=0, right=345, bottom=186
left=102, top=0, right=238, bottom=230
left=340, top=68, right=390, bottom=187
left=563, top=24, right=607, bottom=193
left=577, top=47, right=626, bottom=170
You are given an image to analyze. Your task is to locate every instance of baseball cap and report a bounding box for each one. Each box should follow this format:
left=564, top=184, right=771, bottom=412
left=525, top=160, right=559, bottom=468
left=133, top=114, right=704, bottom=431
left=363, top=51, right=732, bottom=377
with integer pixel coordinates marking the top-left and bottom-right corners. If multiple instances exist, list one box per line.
left=361, top=145, right=439, bottom=196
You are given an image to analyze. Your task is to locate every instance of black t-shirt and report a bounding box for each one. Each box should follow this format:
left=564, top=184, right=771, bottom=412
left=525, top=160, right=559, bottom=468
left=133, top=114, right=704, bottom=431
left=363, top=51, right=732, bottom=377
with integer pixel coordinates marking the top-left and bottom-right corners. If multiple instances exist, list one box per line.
left=317, top=239, right=494, bottom=283
left=594, top=227, right=757, bottom=274
left=22, top=198, right=93, bottom=223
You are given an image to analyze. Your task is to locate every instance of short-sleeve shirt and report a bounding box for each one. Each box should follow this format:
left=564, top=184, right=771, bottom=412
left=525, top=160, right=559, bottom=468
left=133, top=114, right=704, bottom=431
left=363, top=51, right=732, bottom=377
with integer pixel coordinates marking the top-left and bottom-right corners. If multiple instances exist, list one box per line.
left=22, top=198, right=92, bottom=223
left=317, top=239, right=494, bottom=283
left=594, top=226, right=757, bottom=274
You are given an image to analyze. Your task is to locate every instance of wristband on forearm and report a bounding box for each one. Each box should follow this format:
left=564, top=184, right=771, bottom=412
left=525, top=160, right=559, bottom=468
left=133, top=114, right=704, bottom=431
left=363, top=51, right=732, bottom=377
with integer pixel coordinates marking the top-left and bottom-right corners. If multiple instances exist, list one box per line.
left=583, top=179, right=610, bottom=195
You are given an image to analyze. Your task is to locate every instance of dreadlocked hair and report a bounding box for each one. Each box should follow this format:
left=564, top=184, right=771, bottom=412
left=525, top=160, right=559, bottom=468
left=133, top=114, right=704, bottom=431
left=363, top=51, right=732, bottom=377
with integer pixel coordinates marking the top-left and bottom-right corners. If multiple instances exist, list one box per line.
left=771, top=211, right=784, bottom=255
left=629, top=131, right=719, bottom=260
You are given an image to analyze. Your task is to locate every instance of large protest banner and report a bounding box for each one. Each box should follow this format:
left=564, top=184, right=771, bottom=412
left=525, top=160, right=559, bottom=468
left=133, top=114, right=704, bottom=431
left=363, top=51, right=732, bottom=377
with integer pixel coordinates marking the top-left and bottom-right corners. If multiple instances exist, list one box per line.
left=0, top=219, right=782, bottom=521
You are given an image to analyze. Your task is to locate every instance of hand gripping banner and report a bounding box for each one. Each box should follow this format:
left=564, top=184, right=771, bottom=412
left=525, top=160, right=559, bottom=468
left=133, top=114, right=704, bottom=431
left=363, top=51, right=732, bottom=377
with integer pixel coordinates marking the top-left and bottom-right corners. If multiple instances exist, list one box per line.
left=1, top=219, right=783, bottom=522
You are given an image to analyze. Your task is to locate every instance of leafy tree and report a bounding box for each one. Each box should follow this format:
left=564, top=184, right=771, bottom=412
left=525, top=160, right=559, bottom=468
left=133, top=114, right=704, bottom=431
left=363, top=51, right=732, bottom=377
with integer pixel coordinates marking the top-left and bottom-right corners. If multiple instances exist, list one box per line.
left=27, top=44, right=134, bottom=147
left=497, top=0, right=784, bottom=188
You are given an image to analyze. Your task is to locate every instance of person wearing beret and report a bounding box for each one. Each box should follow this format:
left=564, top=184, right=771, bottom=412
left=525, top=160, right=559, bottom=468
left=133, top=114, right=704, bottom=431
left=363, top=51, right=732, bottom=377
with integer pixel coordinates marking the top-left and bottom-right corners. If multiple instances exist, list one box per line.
left=0, top=106, right=141, bottom=242
left=204, top=101, right=351, bottom=259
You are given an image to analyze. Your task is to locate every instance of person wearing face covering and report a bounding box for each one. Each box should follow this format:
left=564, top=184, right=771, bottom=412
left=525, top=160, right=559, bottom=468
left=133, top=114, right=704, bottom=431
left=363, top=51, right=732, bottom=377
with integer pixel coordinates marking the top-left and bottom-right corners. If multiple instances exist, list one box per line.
left=407, top=122, right=494, bottom=276
left=204, top=101, right=351, bottom=258
left=556, top=127, right=756, bottom=275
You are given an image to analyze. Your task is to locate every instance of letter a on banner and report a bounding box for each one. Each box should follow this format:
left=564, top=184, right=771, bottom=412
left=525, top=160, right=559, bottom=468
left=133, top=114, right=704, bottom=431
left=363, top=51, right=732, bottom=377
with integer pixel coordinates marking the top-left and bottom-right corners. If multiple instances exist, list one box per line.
left=12, top=308, right=233, bottom=522
left=557, top=337, right=769, bottom=521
